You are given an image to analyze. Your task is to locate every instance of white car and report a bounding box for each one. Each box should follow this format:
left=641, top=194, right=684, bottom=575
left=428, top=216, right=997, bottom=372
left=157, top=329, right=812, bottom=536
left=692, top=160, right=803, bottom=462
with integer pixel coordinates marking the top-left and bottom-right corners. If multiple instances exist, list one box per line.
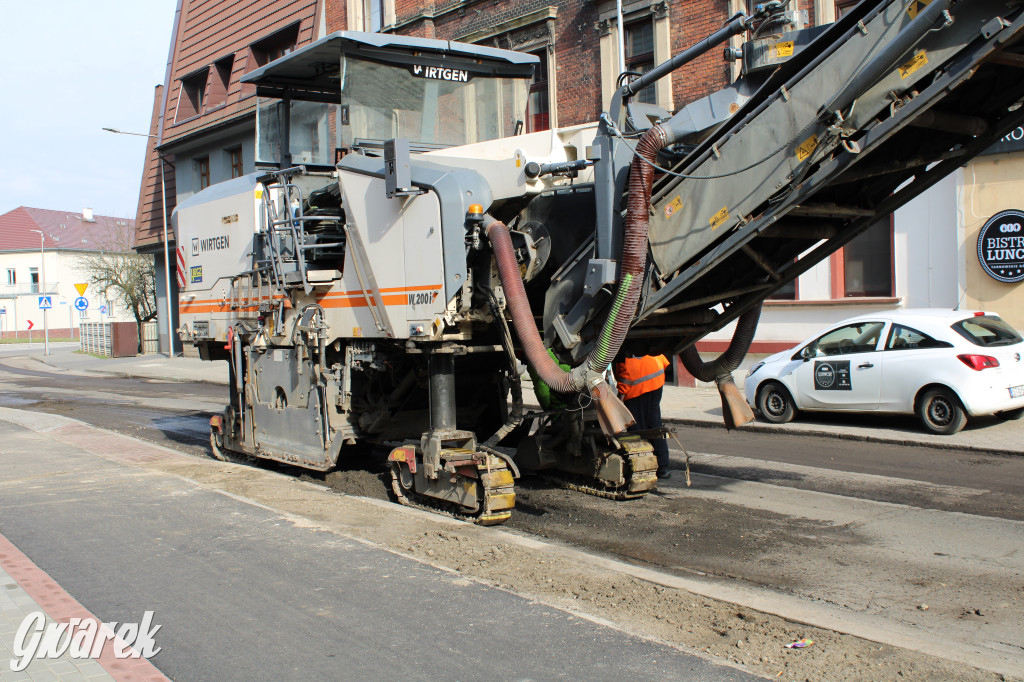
left=744, top=309, right=1024, bottom=434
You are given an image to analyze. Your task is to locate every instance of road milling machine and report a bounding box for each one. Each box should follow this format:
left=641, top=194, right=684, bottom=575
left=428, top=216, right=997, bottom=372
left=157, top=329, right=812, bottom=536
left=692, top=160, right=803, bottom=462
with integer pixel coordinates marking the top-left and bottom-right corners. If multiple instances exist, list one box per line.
left=177, top=0, right=1024, bottom=524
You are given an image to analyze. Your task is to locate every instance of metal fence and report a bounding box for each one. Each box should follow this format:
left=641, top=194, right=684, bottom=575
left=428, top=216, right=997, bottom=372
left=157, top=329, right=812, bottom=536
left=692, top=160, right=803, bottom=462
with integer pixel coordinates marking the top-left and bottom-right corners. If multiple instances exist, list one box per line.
left=142, top=321, right=159, bottom=355
left=80, top=322, right=139, bottom=357
left=80, top=322, right=112, bottom=356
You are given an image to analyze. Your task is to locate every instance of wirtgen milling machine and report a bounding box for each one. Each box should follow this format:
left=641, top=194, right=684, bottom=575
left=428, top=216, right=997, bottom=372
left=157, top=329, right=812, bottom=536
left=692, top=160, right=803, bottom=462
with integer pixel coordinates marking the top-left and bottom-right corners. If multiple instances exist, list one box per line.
left=177, top=0, right=1024, bottom=524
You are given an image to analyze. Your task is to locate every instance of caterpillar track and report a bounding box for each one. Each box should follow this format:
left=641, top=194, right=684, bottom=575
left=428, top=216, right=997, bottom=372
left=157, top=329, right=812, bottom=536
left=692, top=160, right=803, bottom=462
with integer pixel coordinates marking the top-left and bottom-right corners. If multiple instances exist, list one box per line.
left=389, top=446, right=517, bottom=526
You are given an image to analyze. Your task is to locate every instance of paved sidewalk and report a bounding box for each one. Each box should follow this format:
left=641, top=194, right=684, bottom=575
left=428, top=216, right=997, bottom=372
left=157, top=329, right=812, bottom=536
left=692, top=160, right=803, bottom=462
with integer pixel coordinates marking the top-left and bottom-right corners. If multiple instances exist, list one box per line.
left=9, top=342, right=1022, bottom=456
left=0, top=563, right=115, bottom=682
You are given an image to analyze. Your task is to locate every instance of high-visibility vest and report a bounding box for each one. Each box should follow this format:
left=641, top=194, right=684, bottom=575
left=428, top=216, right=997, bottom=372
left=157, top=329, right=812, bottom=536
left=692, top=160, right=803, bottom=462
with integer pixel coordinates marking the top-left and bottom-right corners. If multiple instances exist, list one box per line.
left=614, top=355, right=669, bottom=400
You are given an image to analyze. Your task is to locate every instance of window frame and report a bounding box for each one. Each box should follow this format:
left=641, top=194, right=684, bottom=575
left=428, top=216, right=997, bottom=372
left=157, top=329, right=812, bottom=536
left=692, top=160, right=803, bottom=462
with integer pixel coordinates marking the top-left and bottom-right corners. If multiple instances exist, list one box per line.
left=624, top=19, right=656, bottom=105
left=196, top=156, right=211, bottom=190
left=527, top=50, right=550, bottom=133
left=175, top=68, right=210, bottom=123
left=206, top=55, right=235, bottom=111
left=830, top=214, right=895, bottom=299
left=228, top=147, right=243, bottom=179
left=249, top=24, right=300, bottom=69
left=363, top=0, right=384, bottom=32
left=5, top=268, right=15, bottom=285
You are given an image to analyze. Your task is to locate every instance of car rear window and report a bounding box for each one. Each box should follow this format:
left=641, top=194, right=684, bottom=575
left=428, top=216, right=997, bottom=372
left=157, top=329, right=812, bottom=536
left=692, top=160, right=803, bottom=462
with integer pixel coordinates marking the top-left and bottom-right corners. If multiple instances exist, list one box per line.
left=951, top=315, right=1023, bottom=347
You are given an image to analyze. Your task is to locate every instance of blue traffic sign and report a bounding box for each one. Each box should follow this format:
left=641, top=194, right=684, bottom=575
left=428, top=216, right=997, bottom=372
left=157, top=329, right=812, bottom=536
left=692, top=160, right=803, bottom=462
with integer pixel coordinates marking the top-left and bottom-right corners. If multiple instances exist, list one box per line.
left=74, top=297, right=89, bottom=311
left=38, top=296, right=52, bottom=309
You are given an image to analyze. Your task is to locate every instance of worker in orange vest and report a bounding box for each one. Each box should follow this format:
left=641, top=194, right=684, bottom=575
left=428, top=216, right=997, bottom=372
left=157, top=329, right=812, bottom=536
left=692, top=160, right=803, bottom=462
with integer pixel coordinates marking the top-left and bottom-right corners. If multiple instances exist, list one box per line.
left=613, top=354, right=671, bottom=479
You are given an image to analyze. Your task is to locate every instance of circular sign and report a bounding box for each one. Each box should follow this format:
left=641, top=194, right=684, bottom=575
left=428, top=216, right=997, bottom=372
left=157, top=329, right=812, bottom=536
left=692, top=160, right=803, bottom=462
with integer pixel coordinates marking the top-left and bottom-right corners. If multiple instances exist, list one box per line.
left=977, top=209, right=1024, bottom=283
left=74, top=297, right=89, bottom=311
left=815, top=362, right=835, bottom=388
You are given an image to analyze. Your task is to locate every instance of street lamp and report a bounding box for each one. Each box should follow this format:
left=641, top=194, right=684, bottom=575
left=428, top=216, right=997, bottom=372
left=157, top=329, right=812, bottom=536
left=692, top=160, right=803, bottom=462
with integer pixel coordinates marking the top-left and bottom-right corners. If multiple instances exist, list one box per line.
left=28, top=229, right=49, bottom=356
left=103, top=127, right=175, bottom=357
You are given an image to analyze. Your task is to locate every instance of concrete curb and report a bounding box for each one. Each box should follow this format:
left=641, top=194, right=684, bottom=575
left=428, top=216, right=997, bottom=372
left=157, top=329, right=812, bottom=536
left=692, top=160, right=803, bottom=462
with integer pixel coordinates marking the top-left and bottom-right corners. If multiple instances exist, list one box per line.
left=662, top=417, right=1024, bottom=458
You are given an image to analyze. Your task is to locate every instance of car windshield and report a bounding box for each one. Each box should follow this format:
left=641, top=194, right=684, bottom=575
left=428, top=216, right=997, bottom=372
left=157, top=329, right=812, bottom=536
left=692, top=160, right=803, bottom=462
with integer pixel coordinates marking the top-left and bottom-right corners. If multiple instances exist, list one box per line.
left=951, top=315, right=1023, bottom=347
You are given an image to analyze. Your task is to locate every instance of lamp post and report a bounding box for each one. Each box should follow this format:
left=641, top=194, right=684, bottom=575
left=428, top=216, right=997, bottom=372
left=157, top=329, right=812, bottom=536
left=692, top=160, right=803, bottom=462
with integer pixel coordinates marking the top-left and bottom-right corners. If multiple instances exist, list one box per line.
left=103, top=127, right=175, bottom=357
left=28, top=229, right=49, bottom=356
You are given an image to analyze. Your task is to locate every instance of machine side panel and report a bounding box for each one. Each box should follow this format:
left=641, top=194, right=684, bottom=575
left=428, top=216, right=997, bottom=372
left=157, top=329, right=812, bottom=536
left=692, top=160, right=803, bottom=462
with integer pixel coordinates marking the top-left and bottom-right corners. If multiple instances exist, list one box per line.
left=329, top=171, right=446, bottom=339
left=176, top=175, right=261, bottom=341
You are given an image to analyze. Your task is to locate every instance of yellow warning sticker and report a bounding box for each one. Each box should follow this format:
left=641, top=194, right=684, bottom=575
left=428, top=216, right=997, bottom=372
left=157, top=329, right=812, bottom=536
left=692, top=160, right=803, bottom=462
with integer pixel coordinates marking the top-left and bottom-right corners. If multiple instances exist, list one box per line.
left=773, top=41, right=794, bottom=58
left=907, top=0, right=931, bottom=20
left=255, top=189, right=263, bottom=199
left=709, top=206, right=730, bottom=230
left=353, top=327, right=362, bottom=338
left=795, top=134, right=819, bottom=162
left=898, top=50, right=928, bottom=79
left=664, top=195, right=683, bottom=218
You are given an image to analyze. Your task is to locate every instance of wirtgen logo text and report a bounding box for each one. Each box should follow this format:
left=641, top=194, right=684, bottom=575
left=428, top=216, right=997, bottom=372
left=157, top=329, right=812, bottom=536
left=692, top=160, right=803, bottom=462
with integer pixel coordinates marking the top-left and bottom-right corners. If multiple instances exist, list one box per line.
left=9, top=611, right=161, bottom=672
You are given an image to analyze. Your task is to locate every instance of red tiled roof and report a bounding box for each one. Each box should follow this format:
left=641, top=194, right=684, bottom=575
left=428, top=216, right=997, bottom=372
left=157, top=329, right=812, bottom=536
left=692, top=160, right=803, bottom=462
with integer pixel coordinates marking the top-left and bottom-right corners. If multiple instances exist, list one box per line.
left=0, top=207, right=136, bottom=253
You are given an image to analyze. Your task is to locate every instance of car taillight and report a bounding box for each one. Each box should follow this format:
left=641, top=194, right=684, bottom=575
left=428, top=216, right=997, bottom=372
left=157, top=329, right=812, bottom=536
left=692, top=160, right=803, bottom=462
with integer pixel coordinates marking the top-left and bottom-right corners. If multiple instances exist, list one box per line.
left=958, top=354, right=1000, bottom=370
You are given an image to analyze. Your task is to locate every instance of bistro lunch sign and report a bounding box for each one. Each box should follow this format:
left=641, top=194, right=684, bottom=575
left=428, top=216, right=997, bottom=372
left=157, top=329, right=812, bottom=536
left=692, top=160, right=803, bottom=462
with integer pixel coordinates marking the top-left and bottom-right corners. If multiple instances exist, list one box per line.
left=981, top=125, right=1024, bottom=156
left=977, top=209, right=1024, bottom=284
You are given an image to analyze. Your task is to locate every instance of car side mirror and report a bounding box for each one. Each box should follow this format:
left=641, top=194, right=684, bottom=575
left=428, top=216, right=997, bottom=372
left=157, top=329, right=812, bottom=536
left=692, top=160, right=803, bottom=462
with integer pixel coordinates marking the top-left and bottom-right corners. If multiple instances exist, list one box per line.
left=800, top=345, right=815, bottom=361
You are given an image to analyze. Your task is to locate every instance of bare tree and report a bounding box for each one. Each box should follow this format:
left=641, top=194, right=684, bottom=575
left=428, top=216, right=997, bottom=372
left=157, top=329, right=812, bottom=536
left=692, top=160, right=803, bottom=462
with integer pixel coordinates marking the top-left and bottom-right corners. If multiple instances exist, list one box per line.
left=75, top=221, right=157, bottom=352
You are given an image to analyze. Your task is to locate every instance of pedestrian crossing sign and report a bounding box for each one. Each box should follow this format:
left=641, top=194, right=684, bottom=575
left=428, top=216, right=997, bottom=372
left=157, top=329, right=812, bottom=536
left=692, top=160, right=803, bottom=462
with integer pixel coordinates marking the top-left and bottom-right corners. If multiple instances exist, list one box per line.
left=38, top=296, right=52, bottom=309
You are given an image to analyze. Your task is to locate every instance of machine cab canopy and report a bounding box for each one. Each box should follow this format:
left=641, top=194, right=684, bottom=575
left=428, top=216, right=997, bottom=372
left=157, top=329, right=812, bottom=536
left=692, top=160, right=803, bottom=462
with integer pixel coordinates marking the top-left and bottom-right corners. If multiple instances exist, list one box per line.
left=241, top=31, right=537, bottom=167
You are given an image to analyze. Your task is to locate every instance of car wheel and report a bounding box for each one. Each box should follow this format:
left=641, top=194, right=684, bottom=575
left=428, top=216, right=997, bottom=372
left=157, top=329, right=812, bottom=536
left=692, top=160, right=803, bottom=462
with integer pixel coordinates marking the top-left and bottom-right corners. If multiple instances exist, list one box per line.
left=996, top=407, right=1024, bottom=421
left=916, top=388, right=967, bottom=435
left=756, top=381, right=796, bottom=424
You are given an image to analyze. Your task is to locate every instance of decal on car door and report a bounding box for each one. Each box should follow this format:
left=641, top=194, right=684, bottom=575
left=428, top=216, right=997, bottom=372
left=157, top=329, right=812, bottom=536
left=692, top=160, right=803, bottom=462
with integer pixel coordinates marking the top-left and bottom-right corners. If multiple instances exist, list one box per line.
left=814, top=361, right=852, bottom=390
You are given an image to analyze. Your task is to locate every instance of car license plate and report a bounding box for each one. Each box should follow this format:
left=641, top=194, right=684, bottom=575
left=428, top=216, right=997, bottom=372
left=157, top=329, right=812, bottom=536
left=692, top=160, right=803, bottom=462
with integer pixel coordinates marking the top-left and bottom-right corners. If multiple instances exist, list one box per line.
left=1010, top=385, right=1024, bottom=399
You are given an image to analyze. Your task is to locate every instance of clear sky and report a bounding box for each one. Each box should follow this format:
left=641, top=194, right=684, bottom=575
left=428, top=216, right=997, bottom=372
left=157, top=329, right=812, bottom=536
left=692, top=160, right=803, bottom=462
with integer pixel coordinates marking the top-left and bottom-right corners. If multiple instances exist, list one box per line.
left=0, top=1, right=179, bottom=220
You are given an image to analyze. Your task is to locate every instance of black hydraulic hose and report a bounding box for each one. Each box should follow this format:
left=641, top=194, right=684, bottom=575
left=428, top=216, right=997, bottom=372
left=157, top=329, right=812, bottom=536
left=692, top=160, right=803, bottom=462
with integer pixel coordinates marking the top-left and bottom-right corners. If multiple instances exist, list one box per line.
left=681, top=303, right=762, bottom=382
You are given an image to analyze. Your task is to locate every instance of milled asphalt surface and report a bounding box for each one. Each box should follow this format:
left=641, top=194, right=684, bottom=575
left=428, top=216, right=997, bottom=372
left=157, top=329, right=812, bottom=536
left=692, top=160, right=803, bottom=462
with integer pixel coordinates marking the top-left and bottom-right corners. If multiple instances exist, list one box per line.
left=20, top=341, right=1024, bottom=457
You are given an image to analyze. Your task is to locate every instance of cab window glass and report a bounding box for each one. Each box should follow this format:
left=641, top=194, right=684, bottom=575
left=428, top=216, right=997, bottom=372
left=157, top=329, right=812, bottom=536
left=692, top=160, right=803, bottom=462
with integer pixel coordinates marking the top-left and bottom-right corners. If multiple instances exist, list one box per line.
left=886, top=324, right=951, bottom=351
left=812, top=321, right=885, bottom=356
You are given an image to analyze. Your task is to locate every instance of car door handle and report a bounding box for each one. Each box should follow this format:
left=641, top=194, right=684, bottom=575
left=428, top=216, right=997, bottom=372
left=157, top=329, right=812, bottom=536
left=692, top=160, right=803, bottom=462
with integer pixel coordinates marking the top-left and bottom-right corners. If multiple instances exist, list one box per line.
left=858, top=363, right=874, bottom=369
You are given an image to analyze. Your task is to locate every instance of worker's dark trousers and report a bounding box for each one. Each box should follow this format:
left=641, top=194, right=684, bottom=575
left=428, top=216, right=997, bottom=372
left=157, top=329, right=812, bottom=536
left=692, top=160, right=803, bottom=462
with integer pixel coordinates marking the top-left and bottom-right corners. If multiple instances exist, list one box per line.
left=624, top=386, right=670, bottom=471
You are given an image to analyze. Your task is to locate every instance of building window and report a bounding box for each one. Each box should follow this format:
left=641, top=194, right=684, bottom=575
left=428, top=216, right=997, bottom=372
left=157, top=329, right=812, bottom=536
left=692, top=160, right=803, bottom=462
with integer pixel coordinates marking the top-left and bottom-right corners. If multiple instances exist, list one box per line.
left=835, top=0, right=859, bottom=18
left=5, top=269, right=14, bottom=285
left=197, top=156, right=211, bottom=190
left=30, top=268, right=39, bottom=294
left=364, top=0, right=384, bottom=32
left=207, top=55, right=235, bottom=110
left=228, top=147, right=243, bottom=178
left=176, top=68, right=209, bottom=122
left=250, top=24, right=299, bottom=68
left=625, top=20, right=655, bottom=105
left=528, top=50, right=550, bottom=133
left=767, top=275, right=797, bottom=300
left=833, top=216, right=894, bottom=297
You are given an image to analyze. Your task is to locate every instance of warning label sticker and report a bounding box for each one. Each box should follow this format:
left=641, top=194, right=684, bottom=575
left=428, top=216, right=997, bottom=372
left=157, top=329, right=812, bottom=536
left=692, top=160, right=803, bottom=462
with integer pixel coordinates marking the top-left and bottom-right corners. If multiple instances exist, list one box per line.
left=773, top=41, right=794, bottom=58
left=907, top=0, right=931, bottom=20
left=709, top=206, right=730, bottom=230
left=795, top=134, right=819, bottom=162
left=664, top=196, right=683, bottom=218
left=898, top=50, right=928, bottom=79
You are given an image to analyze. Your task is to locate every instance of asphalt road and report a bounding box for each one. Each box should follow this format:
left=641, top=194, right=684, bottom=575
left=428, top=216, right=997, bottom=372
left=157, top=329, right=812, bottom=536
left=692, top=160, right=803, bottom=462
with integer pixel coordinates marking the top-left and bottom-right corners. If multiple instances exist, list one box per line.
left=2, top=356, right=1022, bottom=677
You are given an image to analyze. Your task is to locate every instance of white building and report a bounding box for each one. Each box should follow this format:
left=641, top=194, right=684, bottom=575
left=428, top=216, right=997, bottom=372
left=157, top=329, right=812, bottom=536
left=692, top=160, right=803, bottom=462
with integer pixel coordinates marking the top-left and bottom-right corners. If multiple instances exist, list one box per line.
left=0, top=207, right=139, bottom=340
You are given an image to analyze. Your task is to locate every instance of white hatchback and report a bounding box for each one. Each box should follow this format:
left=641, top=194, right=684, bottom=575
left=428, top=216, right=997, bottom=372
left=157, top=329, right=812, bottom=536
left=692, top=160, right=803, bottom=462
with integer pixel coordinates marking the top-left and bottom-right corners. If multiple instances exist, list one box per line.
left=744, top=309, right=1024, bottom=434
